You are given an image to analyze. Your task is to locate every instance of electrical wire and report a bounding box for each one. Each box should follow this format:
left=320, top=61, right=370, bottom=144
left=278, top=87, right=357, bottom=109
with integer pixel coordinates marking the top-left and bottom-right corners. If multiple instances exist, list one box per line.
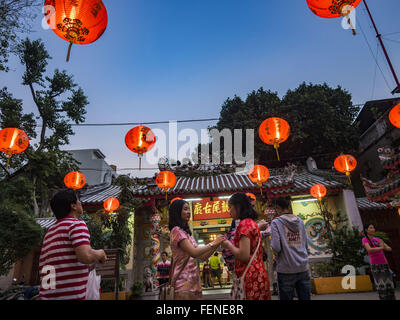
left=358, top=10, right=394, bottom=93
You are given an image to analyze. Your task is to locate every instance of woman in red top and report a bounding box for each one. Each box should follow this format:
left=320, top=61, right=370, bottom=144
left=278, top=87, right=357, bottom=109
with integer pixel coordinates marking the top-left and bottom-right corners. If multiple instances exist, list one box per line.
left=222, top=193, right=271, bottom=300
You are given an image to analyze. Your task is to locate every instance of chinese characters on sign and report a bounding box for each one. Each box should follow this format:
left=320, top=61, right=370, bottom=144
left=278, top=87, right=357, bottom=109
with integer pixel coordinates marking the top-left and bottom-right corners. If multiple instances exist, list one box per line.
left=192, top=199, right=231, bottom=220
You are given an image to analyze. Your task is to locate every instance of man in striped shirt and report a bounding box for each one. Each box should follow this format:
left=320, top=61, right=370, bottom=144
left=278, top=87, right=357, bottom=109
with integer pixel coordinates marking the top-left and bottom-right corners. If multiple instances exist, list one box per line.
left=39, top=189, right=107, bottom=300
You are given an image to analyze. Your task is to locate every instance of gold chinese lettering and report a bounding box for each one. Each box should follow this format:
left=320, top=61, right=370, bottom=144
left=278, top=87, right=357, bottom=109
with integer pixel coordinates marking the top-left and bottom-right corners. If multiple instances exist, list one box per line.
left=204, top=202, right=212, bottom=215
left=212, top=201, right=221, bottom=214
left=221, top=200, right=229, bottom=212
left=194, top=203, right=203, bottom=215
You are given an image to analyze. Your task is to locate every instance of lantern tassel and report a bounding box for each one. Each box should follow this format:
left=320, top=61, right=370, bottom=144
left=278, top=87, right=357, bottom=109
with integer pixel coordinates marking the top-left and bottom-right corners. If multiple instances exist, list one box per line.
left=259, top=183, right=263, bottom=195
left=346, top=172, right=352, bottom=184
left=274, top=143, right=280, bottom=161
left=139, top=156, right=142, bottom=171
left=165, top=190, right=168, bottom=201
left=346, top=13, right=357, bottom=36
left=5, top=156, right=11, bottom=170
left=66, top=41, right=73, bottom=62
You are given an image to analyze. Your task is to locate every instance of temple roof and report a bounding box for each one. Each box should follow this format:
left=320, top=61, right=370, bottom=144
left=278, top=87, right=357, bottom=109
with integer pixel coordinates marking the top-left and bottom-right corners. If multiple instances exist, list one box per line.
left=356, top=197, right=390, bottom=211
left=80, top=167, right=346, bottom=205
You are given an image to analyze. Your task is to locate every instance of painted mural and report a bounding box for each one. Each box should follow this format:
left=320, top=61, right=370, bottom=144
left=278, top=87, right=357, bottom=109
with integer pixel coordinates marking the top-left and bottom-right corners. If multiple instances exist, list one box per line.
left=291, top=199, right=333, bottom=258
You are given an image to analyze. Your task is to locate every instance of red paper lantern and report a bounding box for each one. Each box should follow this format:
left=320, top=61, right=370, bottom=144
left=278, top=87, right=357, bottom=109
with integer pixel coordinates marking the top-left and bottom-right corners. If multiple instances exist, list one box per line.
left=64, top=171, right=86, bottom=190
left=0, top=128, right=29, bottom=169
left=125, top=126, right=156, bottom=170
left=306, top=0, right=362, bottom=35
left=389, top=104, right=400, bottom=128
left=259, top=117, right=290, bottom=161
left=310, top=184, right=327, bottom=200
left=156, top=171, right=177, bottom=199
left=104, top=197, right=120, bottom=213
left=334, top=154, right=357, bottom=183
left=248, top=165, right=270, bottom=194
left=44, top=0, right=108, bottom=61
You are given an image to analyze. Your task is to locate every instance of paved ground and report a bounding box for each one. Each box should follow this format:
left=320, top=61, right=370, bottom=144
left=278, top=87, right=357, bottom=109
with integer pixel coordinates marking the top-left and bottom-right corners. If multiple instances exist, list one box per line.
left=202, top=287, right=400, bottom=300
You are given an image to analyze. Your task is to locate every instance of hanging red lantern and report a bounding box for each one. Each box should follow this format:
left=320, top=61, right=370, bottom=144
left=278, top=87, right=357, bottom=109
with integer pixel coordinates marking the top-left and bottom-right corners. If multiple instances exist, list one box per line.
left=389, top=104, right=400, bottom=128
left=125, top=126, right=156, bottom=170
left=104, top=197, right=120, bottom=214
left=334, top=154, right=357, bottom=183
left=259, top=117, right=290, bottom=161
left=306, top=0, right=362, bottom=35
left=310, top=184, right=327, bottom=200
left=64, top=171, right=86, bottom=190
left=0, top=128, right=29, bottom=169
left=248, top=165, right=270, bottom=194
left=156, top=171, right=177, bottom=200
left=44, top=0, right=108, bottom=61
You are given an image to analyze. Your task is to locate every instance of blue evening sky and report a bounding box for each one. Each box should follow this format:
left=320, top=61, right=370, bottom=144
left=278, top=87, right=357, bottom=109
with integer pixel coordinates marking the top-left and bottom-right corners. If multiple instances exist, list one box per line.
left=2, top=0, right=400, bottom=177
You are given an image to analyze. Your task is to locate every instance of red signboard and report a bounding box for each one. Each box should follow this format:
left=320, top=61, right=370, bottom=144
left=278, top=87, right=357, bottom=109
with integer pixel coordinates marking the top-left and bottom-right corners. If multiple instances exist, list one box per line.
left=192, top=199, right=231, bottom=220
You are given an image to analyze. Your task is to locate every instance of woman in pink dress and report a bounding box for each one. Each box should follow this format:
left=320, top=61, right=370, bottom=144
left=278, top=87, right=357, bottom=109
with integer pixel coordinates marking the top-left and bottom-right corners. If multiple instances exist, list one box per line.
left=222, top=193, right=271, bottom=300
left=169, top=199, right=225, bottom=300
left=363, top=223, right=395, bottom=300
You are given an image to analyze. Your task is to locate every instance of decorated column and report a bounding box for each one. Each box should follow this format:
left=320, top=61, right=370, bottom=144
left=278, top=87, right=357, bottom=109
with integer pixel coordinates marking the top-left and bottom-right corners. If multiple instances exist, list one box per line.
left=150, top=211, right=161, bottom=274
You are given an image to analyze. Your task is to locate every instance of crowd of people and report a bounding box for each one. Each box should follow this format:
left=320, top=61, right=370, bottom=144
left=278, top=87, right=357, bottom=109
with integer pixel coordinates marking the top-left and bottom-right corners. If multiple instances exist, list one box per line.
left=167, top=194, right=311, bottom=300
left=37, top=189, right=397, bottom=300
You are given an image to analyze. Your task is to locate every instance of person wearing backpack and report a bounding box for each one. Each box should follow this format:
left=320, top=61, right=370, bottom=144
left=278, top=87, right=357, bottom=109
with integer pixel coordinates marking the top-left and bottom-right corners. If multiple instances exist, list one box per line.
left=270, top=197, right=311, bottom=300
left=362, top=223, right=396, bottom=300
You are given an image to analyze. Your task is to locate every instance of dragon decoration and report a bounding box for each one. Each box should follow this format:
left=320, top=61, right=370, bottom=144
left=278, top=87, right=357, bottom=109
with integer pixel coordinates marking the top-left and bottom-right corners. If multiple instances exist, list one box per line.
left=361, top=146, right=400, bottom=206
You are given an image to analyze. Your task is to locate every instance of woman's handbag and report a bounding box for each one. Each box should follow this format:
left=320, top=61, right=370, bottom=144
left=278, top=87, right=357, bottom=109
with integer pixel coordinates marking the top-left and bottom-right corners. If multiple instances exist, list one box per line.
left=159, top=257, right=190, bottom=300
left=230, top=238, right=261, bottom=300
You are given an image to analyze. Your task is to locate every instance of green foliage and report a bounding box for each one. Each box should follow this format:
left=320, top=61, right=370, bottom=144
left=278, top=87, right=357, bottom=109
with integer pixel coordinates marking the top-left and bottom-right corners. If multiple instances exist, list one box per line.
left=81, top=214, right=107, bottom=250
left=212, top=83, right=360, bottom=167
left=130, top=281, right=144, bottom=297
left=0, top=0, right=41, bottom=72
left=0, top=204, right=44, bottom=276
left=0, top=38, right=88, bottom=216
left=315, top=209, right=365, bottom=277
left=81, top=176, right=144, bottom=266
left=374, top=231, right=390, bottom=243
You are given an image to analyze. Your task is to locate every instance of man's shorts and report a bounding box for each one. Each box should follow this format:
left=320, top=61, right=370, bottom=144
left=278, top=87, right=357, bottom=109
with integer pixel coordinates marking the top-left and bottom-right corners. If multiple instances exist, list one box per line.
left=211, top=269, right=221, bottom=278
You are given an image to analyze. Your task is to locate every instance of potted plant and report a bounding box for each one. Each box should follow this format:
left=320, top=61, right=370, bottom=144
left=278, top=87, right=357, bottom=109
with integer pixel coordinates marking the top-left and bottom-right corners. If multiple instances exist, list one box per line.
left=311, top=210, right=373, bottom=294
left=128, top=281, right=144, bottom=300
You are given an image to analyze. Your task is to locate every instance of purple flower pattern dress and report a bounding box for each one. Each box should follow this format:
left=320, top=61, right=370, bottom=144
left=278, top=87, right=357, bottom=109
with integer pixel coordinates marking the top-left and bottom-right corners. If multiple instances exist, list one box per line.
left=170, top=226, right=203, bottom=300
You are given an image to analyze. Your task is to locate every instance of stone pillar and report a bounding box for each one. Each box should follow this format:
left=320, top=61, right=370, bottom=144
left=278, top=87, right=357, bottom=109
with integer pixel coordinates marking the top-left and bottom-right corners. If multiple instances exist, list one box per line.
left=339, top=189, right=363, bottom=231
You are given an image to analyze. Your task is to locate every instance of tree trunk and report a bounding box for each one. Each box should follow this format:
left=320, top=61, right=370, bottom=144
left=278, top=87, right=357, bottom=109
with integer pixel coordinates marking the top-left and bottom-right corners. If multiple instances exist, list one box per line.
left=32, top=175, right=39, bottom=217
